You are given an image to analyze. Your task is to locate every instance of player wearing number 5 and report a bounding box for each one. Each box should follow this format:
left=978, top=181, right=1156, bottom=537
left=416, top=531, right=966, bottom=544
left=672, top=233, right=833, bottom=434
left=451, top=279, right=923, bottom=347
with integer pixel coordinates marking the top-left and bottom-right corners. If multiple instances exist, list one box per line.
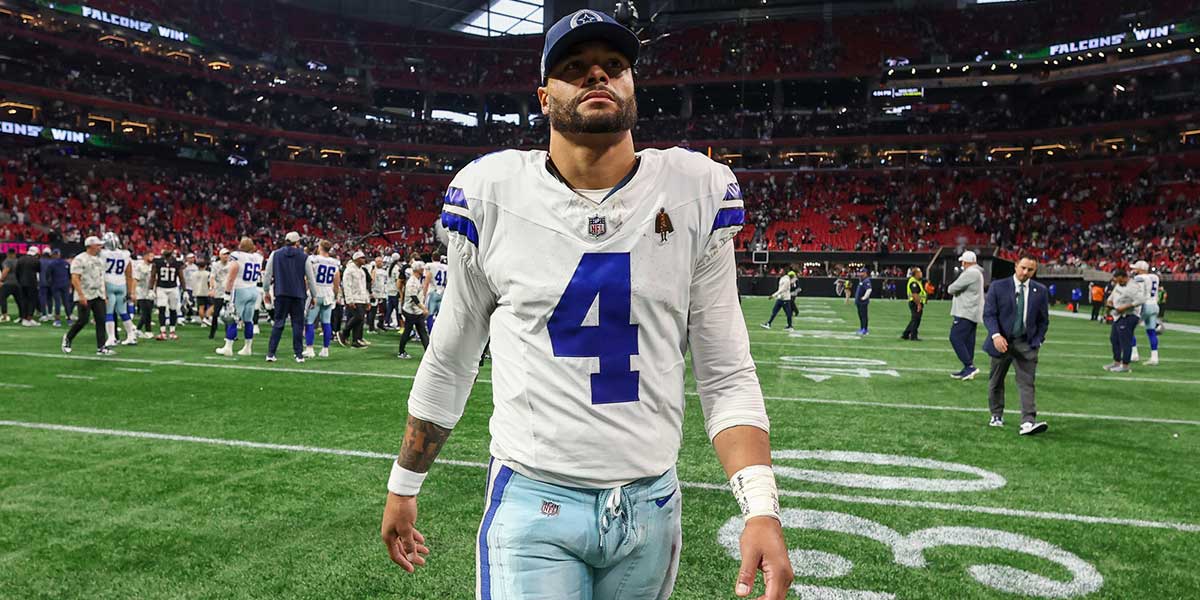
left=216, top=237, right=264, bottom=357
left=982, top=254, right=1049, bottom=436
left=381, top=10, right=792, bottom=600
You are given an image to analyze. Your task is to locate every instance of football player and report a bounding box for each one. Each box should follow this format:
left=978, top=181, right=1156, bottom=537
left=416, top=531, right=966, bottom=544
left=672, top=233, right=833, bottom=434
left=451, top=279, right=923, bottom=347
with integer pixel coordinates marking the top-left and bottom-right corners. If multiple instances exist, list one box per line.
left=1130, top=260, right=1161, bottom=365
left=99, top=232, right=138, bottom=346
left=216, top=237, right=264, bottom=356
left=423, top=253, right=448, bottom=330
left=304, top=240, right=341, bottom=358
left=149, top=248, right=185, bottom=340
left=132, top=252, right=156, bottom=338
left=208, top=249, right=232, bottom=339
left=380, top=11, right=790, bottom=600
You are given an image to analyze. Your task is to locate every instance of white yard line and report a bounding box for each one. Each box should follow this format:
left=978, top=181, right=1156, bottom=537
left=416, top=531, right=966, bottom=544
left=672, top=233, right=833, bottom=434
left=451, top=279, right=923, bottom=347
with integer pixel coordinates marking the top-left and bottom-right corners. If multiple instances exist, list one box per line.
left=113, top=368, right=152, bottom=373
left=4, top=419, right=1198, bottom=533
left=748, top=341, right=1200, bottom=364
left=55, top=374, right=96, bottom=381
left=754, top=360, right=1200, bottom=386
left=0, top=382, right=34, bottom=389
left=1050, top=309, right=1200, bottom=334
left=743, top=394, right=1200, bottom=426
left=0, top=351, right=423, bottom=381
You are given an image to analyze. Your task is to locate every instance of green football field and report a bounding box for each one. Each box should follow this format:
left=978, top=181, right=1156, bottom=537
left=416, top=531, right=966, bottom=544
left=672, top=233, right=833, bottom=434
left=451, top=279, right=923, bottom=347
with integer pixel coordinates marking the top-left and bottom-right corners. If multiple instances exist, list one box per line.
left=1, top=297, right=1198, bottom=599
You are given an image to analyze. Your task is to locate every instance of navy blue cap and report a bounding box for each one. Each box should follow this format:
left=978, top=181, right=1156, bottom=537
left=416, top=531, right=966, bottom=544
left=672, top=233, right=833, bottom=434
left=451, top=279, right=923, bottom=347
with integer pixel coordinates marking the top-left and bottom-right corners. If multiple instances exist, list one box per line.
left=541, top=9, right=640, bottom=81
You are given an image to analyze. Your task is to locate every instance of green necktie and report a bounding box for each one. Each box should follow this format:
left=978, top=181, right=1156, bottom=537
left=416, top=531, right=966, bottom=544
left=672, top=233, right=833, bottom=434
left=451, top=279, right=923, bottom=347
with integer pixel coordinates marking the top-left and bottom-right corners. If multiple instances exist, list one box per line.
left=1013, top=283, right=1026, bottom=337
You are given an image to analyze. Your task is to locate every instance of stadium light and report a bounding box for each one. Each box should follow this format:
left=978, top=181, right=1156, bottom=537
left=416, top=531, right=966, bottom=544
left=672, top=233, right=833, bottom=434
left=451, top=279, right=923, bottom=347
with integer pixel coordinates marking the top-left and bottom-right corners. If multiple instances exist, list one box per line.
left=911, top=68, right=916, bottom=75
left=888, top=69, right=894, bottom=75
left=990, top=64, right=996, bottom=71
left=981, top=81, right=989, bottom=87
left=962, top=65, right=969, bottom=72
left=1098, top=51, right=1105, bottom=57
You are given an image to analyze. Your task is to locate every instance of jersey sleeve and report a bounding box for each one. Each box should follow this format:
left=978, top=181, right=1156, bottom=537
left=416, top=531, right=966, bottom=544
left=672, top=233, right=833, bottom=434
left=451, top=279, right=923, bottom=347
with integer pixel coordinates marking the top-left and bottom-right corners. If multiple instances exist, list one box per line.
left=406, top=162, right=498, bottom=430
left=405, top=235, right=498, bottom=430
left=688, top=240, right=770, bottom=441
left=701, top=163, right=745, bottom=262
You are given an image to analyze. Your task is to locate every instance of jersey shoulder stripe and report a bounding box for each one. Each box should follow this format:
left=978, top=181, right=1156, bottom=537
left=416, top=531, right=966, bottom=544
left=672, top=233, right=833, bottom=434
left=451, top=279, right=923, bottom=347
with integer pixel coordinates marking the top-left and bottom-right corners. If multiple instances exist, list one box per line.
left=712, top=207, right=745, bottom=232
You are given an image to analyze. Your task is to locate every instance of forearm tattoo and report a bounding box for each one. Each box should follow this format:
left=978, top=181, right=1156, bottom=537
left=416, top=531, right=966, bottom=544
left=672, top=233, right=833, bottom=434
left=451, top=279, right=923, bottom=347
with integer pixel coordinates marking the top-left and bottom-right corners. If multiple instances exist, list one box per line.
left=398, top=416, right=452, bottom=473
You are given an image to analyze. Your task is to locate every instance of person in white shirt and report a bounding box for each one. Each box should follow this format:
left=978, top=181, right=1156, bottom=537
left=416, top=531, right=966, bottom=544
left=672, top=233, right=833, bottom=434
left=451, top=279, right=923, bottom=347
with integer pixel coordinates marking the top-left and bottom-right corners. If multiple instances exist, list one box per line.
left=1129, top=260, right=1161, bottom=365
left=947, top=250, right=985, bottom=380
left=396, top=261, right=429, bottom=359
left=422, top=253, right=448, bottom=330
left=216, top=237, right=264, bottom=356
left=190, top=260, right=211, bottom=327
left=759, top=270, right=795, bottom=331
left=132, top=252, right=155, bottom=337
left=62, top=236, right=112, bottom=355
left=1104, top=269, right=1148, bottom=373
left=304, top=240, right=341, bottom=358
left=207, top=249, right=231, bottom=339
left=98, top=232, right=138, bottom=346
left=182, top=252, right=199, bottom=324
left=338, top=251, right=370, bottom=348
left=380, top=13, right=789, bottom=599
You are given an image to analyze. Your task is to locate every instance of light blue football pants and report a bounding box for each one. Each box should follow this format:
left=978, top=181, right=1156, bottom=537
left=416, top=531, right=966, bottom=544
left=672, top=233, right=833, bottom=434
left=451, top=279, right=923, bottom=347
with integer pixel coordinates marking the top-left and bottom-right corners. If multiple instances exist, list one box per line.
left=232, top=287, right=261, bottom=323
left=476, top=460, right=681, bottom=600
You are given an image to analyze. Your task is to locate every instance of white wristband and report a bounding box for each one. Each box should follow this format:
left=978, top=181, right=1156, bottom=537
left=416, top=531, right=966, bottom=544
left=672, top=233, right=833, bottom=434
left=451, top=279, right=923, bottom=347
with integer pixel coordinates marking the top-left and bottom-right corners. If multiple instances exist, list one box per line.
left=388, top=461, right=428, bottom=496
left=729, top=465, right=780, bottom=522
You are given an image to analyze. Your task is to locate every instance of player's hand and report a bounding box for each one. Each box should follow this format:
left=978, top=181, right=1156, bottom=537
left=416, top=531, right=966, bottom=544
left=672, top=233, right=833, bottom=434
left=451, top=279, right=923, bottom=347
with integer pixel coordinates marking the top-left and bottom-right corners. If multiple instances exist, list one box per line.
left=735, top=516, right=793, bottom=599
left=309, top=298, right=316, bottom=309
left=264, top=293, right=272, bottom=305
left=77, top=296, right=87, bottom=307
left=381, top=492, right=429, bottom=573
left=993, top=335, right=1009, bottom=353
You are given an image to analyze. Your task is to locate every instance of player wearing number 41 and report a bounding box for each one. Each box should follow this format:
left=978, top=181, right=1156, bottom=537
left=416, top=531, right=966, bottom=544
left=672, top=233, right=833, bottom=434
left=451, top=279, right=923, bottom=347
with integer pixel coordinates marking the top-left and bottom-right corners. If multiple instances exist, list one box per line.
left=98, top=232, right=139, bottom=347
left=982, top=254, right=1049, bottom=436
left=215, top=237, right=264, bottom=357
left=380, top=10, right=792, bottom=600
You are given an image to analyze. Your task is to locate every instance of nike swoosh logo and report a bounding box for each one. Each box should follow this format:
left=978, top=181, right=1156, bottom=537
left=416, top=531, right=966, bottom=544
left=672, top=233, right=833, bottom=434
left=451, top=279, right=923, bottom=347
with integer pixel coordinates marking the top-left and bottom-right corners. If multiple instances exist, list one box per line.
left=654, top=490, right=676, bottom=507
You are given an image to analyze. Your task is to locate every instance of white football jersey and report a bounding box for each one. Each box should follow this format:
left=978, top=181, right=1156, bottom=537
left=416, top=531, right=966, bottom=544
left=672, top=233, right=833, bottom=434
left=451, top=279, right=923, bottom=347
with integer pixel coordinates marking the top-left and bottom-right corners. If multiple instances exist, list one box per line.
left=406, top=148, right=768, bottom=489
left=229, top=251, right=264, bottom=290
left=427, top=261, right=448, bottom=293
left=99, top=249, right=132, bottom=286
left=1135, top=273, right=1160, bottom=307
left=307, top=255, right=340, bottom=302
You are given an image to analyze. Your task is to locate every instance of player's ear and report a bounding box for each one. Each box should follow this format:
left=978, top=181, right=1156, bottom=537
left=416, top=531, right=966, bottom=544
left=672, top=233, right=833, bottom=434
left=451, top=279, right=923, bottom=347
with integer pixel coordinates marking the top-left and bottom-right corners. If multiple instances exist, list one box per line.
left=536, top=86, right=551, bottom=116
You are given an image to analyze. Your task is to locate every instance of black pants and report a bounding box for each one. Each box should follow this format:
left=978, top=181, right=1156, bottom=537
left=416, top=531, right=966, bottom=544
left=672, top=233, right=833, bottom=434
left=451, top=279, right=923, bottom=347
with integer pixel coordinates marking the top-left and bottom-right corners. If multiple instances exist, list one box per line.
left=331, top=303, right=344, bottom=334
left=1111, top=315, right=1138, bottom=363
left=137, top=299, right=155, bottom=331
left=0, top=284, right=18, bottom=316
left=766, top=299, right=793, bottom=328
left=398, top=312, right=429, bottom=353
left=1090, top=301, right=1102, bottom=321
left=902, top=301, right=923, bottom=339
left=856, top=302, right=869, bottom=331
left=267, top=295, right=306, bottom=358
left=19, top=285, right=38, bottom=320
left=341, top=303, right=365, bottom=343
left=949, top=317, right=978, bottom=369
left=208, top=297, right=226, bottom=338
left=66, top=298, right=107, bottom=350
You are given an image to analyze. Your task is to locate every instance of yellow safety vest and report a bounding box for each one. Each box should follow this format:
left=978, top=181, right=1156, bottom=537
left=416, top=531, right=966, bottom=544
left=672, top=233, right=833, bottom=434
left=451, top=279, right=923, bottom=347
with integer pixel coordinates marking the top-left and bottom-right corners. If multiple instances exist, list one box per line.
left=907, top=276, right=927, bottom=303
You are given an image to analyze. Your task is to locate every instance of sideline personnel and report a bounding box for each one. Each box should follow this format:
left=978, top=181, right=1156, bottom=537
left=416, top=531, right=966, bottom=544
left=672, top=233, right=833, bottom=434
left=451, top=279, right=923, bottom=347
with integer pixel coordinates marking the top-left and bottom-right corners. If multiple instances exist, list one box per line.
left=947, top=251, right=984, bottom=380
left=982, top=254, right=1049, bottom=435
left=900, top=267, right=926, bottom=340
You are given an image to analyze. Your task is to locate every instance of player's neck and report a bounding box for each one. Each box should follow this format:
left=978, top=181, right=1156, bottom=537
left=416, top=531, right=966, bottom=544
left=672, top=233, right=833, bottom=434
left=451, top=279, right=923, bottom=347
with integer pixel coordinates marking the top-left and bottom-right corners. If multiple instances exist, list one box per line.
left=547, top=131, right=636, bottom=190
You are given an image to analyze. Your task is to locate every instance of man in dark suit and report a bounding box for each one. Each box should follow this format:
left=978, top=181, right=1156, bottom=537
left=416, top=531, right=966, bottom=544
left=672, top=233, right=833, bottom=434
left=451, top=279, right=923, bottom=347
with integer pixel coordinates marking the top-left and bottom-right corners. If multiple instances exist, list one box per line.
left=982, top=254, right=1049, bottom=436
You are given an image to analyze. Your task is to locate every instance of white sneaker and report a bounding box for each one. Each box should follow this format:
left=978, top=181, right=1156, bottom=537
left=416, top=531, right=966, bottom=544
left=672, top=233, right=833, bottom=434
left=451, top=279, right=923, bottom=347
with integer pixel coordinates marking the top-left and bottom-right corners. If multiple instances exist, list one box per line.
left=1130, top=348, right=1140, bottom=362
left=215, top=346, right=233, bottom=357
left=988, top=416, right=1003, bottom=427
left=302, top=348, right=316, bottom=359
left=759, top=323, right=770, bottom=329
left=295, top=357, right=305, bottom=364
left=253, top=325, right=260, bottom=335
left=237, top=346, right=253, bottom=356
left=1019, top=422, right=1048, bottom=436
left=1145, top=358, right=1159, bottom=366
left=318, top=347, right=329, bottom=358
left=265, top=355, right=277, bottom=363
left=61, top=335, right=72, bottom=354
left=104, top=337, right=118, bottom=349
left=784, top=327, right=795, bottom=332
left=120, top=337, right=138, bottom=346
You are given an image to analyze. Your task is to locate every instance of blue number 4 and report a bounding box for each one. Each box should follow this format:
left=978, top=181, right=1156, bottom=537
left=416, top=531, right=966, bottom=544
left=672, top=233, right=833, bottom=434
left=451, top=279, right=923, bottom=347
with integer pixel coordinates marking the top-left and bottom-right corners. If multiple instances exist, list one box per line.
left=548, top=253, right=639, bottom=405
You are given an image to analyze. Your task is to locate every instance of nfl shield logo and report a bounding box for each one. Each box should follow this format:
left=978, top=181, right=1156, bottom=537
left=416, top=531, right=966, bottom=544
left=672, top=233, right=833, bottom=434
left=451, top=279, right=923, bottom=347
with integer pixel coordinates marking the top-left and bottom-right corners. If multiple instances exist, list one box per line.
left=588, top=215, right=607, bottom=238
left=541, top=500, right=560, bottom=517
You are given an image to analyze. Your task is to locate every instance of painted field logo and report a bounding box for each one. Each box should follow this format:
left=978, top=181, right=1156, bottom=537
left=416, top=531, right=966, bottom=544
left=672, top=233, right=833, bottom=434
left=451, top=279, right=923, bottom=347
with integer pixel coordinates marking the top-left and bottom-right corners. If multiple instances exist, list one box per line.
left=718, top=449, right=1103, bottom=598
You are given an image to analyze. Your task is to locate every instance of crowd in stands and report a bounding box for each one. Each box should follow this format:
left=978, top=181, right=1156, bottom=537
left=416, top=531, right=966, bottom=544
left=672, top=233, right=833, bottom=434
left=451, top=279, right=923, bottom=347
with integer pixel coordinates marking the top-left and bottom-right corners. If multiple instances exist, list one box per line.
left=3, top=146, right=1197, bottom=274
left=735, top=156, right=1200, bottom=273
left=0, top=150, right=443, bottom=261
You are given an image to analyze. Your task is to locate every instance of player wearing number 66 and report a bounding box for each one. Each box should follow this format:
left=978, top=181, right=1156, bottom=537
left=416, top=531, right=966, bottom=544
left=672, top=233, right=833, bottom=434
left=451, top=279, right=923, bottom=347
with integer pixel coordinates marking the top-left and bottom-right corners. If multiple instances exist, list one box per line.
left=380, top=9, right=792, bottom=600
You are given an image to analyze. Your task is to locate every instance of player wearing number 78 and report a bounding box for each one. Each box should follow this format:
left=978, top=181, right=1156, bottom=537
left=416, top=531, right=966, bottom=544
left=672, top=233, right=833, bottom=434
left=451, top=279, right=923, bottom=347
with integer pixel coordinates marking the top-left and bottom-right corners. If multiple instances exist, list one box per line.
left=380, top=9, right=793, bottom=600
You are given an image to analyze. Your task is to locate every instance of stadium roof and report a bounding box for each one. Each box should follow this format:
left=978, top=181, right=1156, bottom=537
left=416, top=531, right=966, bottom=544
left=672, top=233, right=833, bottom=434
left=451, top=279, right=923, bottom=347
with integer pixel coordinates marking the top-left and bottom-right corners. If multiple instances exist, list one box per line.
left=452, top=0, right=543, bottom=36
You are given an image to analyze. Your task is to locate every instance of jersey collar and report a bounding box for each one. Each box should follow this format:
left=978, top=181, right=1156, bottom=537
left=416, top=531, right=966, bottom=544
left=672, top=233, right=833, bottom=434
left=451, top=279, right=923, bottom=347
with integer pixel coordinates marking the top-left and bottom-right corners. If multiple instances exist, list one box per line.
left=545, top=153, right=641, bottom=204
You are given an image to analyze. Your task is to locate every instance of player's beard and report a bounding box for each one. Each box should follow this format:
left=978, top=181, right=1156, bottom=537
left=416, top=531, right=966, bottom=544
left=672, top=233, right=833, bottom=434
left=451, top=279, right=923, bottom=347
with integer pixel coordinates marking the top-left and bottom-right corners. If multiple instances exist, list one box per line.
left=548, top=87, right=637, bottom=134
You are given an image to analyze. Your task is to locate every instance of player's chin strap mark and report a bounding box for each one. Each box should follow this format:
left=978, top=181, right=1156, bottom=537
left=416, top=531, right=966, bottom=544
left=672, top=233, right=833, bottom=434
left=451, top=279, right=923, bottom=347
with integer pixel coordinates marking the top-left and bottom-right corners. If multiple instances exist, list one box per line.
left=730, top=465, right=781, bottom=522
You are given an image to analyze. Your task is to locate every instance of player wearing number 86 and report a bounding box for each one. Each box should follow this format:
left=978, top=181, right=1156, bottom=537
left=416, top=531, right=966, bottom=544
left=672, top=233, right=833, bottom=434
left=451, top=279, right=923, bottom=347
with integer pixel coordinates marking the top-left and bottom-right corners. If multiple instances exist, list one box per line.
left=380, top=9, right=792, bottom=600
